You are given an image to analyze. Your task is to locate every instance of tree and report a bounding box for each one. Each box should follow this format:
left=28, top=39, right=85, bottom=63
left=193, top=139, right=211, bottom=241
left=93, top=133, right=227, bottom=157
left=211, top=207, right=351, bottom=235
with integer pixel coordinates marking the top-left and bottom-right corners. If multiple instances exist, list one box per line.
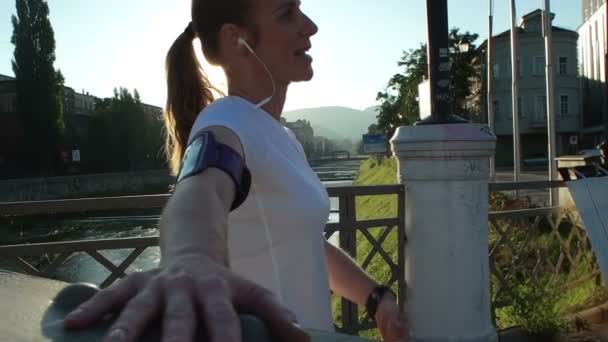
left=83, top=87, right=165, bottom=173
left=11, top=0, right=65, bottom=176
left=55, top=70, right=66, bottom=134
left=375, top=44, right=427, bottom=137
left=448, top=29, right=480, bottom=118
left=367, top=123, right=382, bottom=135
left=375, top=28, right=480, bottom=137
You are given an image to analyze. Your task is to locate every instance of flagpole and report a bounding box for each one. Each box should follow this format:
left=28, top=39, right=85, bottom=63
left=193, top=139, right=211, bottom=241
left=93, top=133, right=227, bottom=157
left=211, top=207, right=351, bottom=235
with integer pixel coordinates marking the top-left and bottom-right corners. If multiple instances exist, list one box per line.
left=543, top=0, right=558, bottom=206
left=510, top=0, right=521, bottom=183
left=488, top=0, right=496, bottom=181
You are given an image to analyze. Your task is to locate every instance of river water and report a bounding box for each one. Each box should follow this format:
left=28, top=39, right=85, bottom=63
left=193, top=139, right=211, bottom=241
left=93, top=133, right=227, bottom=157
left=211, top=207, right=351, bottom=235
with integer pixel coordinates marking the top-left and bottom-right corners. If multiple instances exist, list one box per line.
left=0, top=159, right=361, bottom=285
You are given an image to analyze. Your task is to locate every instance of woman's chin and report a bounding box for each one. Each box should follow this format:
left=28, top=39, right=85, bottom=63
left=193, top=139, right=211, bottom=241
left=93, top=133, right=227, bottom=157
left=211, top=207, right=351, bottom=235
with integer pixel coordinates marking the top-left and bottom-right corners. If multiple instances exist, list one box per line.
left=293, top=68, right=314, bottom=82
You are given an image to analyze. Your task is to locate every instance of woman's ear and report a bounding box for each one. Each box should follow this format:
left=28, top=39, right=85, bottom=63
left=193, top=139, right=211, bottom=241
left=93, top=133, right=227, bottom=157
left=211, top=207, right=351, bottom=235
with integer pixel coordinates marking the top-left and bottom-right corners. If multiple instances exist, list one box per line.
left=218, top=23, right=249, bottom=57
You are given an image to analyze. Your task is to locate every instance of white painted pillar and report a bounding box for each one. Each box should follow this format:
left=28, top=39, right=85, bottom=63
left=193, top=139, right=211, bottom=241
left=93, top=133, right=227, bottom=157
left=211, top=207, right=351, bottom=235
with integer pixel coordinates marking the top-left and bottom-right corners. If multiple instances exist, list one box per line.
left=390, top=124, right=497, bottom=342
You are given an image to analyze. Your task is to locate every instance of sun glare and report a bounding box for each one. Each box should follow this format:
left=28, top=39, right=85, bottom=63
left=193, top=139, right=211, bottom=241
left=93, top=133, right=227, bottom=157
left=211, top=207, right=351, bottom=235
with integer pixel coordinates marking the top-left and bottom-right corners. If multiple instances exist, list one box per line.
left=193, top=39, right=228, bottom=99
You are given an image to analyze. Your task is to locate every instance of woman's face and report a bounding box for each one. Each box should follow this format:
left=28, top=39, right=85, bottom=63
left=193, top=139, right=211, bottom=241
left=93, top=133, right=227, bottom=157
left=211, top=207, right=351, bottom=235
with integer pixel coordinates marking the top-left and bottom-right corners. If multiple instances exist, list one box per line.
left=248, top=0, right=318, bottom=84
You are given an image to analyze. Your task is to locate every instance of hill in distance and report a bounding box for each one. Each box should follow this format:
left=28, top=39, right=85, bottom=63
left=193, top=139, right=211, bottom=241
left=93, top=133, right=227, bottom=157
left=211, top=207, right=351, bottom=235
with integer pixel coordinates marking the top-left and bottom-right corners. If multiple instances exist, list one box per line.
left=283, top=106, right=378, bottom=141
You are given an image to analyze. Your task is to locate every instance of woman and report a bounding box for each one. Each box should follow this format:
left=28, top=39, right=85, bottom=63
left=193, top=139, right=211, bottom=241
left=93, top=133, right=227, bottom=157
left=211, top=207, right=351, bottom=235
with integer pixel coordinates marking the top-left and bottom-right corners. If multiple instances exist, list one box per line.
left=64, top=0, right=407, bottom=341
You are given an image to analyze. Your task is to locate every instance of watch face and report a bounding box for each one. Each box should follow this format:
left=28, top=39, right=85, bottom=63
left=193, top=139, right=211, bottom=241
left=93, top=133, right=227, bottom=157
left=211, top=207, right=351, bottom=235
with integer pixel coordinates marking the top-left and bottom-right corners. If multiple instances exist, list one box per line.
left=177, top=133, right=208, bottom=182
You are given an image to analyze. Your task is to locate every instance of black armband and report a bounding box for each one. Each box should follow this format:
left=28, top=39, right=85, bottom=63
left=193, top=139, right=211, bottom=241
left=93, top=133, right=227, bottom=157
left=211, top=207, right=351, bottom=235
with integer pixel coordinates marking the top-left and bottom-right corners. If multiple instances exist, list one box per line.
left=178, top=131, right=251, bottom=211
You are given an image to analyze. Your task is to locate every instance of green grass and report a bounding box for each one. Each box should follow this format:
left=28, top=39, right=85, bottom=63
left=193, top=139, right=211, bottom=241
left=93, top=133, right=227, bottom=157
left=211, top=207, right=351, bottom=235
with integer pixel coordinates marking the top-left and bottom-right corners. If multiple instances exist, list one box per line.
left=334, top=157, right=606, bottom=337
left=352, top=158, right=399, bottom=287
left=331, top=158, right=399, bottom=339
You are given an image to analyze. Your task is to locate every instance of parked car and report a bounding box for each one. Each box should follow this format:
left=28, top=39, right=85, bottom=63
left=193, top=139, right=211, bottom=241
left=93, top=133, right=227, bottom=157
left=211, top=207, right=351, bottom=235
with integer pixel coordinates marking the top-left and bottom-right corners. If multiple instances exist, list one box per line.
left=578, top=148, right=602, bottom=158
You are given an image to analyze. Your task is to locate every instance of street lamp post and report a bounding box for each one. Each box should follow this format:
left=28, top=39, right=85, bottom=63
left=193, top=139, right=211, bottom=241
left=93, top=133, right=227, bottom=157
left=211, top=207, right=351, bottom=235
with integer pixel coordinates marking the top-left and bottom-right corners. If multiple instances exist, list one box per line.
left=416, top=0, right=468, bottom=125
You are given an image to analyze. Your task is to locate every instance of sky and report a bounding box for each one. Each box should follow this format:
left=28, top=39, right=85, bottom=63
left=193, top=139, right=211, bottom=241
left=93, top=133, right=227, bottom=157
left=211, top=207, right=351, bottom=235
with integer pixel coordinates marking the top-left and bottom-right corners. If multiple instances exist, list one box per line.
left=0, top=0, right=582, bottom=112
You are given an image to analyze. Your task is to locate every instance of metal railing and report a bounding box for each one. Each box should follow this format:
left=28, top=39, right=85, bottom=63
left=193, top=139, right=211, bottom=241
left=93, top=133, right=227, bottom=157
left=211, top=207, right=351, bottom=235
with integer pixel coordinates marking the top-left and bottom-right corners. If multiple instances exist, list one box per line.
left=0, top=185, right=406, bottom=336
left=325, top=185, right=406, bottom=334
left=487, top=181, right=602, bottom=326
left=0, top=180, right=603, bottom=333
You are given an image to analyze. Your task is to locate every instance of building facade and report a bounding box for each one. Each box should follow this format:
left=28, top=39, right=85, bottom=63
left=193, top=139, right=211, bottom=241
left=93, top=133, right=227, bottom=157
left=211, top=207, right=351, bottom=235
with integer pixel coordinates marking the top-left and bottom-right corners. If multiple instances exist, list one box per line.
left=579, top=0, right=608, bottom=146
left=141, top=102, right=163, bottom=122
left=0, top=73, right=163, bottom=176
left=0, top=77, right=18, bottom=173
left=74, top=91, right=96, bottom=115
left=479, top=10, right=580, bottom=167
left=281, top=118, right=315, bottom=158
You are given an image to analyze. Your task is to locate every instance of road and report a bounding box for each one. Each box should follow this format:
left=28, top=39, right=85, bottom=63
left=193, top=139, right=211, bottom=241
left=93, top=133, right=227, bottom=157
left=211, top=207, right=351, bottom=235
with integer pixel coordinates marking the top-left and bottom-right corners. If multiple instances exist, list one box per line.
left=493, top=169, right=554, bottom=207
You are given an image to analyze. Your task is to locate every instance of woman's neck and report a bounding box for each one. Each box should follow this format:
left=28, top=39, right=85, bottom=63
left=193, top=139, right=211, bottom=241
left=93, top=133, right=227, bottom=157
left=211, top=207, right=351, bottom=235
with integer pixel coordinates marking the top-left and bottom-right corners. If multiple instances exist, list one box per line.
left=227, top=81, right=288, bottom=121
left=229, top=90, right=287, bottom=121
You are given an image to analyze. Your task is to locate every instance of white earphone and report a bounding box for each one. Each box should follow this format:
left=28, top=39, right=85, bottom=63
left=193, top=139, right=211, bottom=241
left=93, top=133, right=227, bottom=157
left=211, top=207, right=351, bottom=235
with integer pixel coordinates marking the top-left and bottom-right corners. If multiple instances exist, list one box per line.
left=238, top=37, right=275, bottom=109
left=238, top=37, right=253, bottom=52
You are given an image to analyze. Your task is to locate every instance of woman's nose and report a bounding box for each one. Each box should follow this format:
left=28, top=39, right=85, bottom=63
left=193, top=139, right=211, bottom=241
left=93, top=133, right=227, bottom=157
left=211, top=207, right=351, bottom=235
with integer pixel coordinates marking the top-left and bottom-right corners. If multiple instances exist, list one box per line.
left=302, top=14, right=318, bottom=37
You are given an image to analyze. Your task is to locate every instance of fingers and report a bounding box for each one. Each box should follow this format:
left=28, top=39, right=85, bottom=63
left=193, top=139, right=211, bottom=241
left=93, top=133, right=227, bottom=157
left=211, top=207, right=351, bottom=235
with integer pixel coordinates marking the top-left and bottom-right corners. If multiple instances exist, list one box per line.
left=195, top=277, right=241, bottom=342
left=233, top=281, right=310, bottom=342
left=64, top=265, right=310, bottom=342
left=64, top=275, right=142, bottom=329
left=102, top=281, right=162, bottom=342
left=389, top=315, right=409, bottom=342
left=379, top=308, right=409, bottom=342
left=161, top=279, right=197, bottom=342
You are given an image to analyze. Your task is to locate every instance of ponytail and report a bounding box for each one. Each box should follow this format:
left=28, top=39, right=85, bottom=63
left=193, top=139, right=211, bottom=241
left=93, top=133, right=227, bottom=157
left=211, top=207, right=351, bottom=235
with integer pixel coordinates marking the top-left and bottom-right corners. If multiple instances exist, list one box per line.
left=163, top=23, right=216, bottom=175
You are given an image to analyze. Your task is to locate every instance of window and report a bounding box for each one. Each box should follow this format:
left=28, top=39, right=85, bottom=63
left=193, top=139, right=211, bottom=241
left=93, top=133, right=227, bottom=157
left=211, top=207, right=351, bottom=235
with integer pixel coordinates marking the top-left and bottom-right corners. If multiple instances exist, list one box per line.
left=4, top=95, right=17, bottom=112
left=517, top=58, right=523, bottom=77
left=493, top=100, right=500, bottom=121
left=493, top=64, right=500, bottom=80
left=518, top=97, right=525, bottom=118
left=559, top=57, right=568, bottom=75
left=560, top=95, right=569, bottom=115
left=535, top=96, right=547, bottom=120
left=534, top=56, right=545, bottom=75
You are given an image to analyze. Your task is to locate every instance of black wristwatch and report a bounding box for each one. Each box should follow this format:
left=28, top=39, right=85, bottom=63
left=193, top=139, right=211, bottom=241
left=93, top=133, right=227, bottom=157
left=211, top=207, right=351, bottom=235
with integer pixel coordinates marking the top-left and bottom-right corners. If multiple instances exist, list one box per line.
left=365, top=285, right=395, bottom=320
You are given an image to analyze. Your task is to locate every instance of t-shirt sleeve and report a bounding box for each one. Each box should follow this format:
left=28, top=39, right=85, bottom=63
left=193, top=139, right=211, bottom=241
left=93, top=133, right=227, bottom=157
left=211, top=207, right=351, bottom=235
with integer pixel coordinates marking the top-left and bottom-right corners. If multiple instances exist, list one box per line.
left=284, top=127, right=307, bottom=158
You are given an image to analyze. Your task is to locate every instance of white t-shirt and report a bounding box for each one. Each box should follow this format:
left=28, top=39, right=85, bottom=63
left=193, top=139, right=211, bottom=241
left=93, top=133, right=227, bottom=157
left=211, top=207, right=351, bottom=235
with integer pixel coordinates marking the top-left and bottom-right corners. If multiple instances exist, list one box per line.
left=188, top=96, right=334, bottom=331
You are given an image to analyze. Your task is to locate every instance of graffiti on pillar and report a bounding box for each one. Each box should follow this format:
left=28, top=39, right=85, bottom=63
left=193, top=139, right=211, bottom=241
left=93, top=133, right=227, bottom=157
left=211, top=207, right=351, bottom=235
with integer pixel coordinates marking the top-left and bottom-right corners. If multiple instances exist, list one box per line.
left=465, top=160, right=483, bottom=174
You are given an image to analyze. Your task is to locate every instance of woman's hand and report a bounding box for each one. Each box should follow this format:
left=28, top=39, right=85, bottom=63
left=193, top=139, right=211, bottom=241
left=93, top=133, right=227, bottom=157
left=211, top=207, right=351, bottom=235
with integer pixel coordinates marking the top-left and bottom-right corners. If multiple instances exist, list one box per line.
left=63, top=255, right=309, bottom=342
left=375, top=292, right=408, bottom=342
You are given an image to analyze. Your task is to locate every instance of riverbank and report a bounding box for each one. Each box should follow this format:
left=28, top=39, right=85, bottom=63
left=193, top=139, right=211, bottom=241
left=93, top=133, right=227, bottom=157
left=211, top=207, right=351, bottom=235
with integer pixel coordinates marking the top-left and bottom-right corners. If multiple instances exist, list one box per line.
left=0, top=170, right=174, bottom=202
left=1, top=158, right=366, bottom=203
left=0, top=159, right=362, bottom=245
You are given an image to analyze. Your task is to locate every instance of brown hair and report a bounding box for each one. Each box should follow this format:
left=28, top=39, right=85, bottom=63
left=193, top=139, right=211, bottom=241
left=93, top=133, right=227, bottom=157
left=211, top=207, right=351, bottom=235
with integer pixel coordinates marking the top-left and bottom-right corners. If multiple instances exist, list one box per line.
left=163, top=0, right=255, bottom=175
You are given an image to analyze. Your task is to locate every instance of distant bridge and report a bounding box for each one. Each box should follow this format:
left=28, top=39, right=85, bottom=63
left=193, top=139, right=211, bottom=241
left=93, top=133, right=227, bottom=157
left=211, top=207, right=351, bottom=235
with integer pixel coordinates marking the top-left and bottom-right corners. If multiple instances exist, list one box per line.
left=327, top=150, right=350, bottom=159
left=309, top=151, right=368, bottom=163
